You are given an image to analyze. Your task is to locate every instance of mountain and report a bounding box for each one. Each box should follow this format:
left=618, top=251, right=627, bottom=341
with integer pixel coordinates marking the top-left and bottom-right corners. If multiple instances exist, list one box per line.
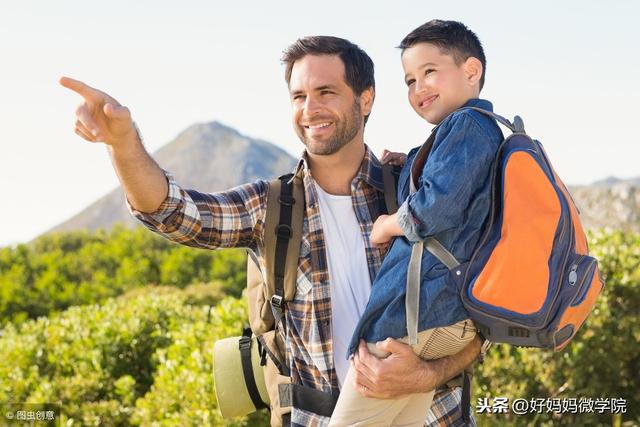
left=49, top=120, right=639, bottom=234
left=50, top=121, right=298, bottom=234
left=569, top=177, right=640, bottom=233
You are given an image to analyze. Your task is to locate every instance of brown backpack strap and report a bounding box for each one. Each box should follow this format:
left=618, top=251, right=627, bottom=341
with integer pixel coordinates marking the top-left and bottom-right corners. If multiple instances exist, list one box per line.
left=410, top=131, right=437, bottom=192
left=381, top=164, right=399, bottom=215
left=263, top=174, right=305, bottom=329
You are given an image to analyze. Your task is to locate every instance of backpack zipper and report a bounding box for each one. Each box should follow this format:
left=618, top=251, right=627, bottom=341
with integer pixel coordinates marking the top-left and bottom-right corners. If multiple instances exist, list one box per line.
left=569, top=259, right=598, bottom=307
left=568, top=256, right=584, bottom=286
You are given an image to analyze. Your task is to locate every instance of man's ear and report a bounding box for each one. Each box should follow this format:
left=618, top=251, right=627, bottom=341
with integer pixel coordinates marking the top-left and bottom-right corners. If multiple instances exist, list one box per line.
left=359, top=86, right=375, bottom=117
left=463, top=57, right=483, bottom=87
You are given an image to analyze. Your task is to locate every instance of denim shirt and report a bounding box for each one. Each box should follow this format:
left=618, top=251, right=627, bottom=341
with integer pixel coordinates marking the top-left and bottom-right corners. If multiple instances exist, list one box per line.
left=347, top=99, right=503, bottom=356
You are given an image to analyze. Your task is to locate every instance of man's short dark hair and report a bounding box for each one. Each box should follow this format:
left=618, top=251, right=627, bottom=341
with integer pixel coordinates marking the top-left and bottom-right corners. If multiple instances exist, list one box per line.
left=399, top=20, right=487, bottom=91
left=282, top=35, right=376, bottom=124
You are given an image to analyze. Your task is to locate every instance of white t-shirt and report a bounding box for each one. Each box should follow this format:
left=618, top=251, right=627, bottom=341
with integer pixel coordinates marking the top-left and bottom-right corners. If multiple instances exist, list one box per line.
left=313, top=182, right=372, bottom=388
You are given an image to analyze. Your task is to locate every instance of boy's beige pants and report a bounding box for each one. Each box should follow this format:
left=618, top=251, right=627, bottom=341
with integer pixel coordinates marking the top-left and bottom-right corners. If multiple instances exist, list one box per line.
left=328, top=319, right=476, bottom=427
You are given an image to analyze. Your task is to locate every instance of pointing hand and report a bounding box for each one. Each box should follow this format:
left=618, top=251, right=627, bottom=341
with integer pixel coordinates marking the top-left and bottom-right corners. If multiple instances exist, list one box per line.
left=59, top=76, right=137, bottom=148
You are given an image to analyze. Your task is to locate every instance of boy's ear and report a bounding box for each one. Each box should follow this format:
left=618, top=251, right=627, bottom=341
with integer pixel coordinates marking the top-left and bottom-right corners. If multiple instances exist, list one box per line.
left=463, top=57, right=483, bottom=88
left=359, top=86, right=375, bottom=117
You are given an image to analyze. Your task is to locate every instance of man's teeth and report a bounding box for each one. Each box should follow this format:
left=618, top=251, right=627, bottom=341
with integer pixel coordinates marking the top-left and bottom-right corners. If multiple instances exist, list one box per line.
left=307, top=122, right=330, bottom=129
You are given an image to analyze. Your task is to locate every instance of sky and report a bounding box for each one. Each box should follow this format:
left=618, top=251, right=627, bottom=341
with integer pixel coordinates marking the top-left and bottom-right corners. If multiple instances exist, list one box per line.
left=0, top=0, right=638, bottom=247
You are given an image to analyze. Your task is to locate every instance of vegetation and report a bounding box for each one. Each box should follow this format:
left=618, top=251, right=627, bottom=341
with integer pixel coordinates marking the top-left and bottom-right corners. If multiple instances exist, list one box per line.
left=0, top=286, right=269, bottom=426
left=0, top=228, right=637, bottom=426
left=0, top=226, right=246, bottom=327
left=474, top=230, right=640, bottom=426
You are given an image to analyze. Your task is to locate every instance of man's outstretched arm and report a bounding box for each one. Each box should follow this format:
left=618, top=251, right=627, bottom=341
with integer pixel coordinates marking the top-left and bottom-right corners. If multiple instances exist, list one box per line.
left=60, top=76, right=168, bottom=213
left=351, top=335, right=482, bottom=399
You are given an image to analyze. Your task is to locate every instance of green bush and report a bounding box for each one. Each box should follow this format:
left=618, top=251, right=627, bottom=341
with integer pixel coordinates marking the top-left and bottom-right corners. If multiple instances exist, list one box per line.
left=0, top=229, right=637, bottom=426
left=0, top=226, right=247, bottom=327
left=474, top=230, right=640, bottom=426
left=131, top=295, right=269, bottom=426
left=0, top=287, right=265, bottom=426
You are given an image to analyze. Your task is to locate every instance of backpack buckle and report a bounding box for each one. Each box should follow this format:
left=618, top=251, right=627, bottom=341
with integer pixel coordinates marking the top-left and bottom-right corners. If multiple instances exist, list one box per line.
left=278, top=195, right=295, bottom=207
left=238, top=335, right=252, bottom=351
left=271, top=294, right=284, bottom=308
left=276, top=224, right=292, bottom=239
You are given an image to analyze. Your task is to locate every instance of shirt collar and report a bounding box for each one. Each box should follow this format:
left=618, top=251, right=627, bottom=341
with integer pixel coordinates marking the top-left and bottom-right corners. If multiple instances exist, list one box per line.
left=292, top=145, right=385, bottom=193
left=356, top=145, right=385, bottom=193
left=461, top=98, right=493, bottom=111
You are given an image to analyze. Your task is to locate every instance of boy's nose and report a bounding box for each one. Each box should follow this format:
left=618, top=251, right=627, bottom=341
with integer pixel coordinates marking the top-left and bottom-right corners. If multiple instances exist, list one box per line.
left=415, top=78, right=428, bottom=94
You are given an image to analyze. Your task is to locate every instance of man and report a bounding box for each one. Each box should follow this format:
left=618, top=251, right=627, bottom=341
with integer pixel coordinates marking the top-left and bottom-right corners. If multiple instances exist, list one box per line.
left=61, top=36, right=482, bottom=426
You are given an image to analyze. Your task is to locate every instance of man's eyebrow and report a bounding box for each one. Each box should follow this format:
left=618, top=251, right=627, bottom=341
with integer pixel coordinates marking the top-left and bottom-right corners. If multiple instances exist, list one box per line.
left=316, top=85, right=338, bottom=91
left=290, top=84, right=338, bottom=96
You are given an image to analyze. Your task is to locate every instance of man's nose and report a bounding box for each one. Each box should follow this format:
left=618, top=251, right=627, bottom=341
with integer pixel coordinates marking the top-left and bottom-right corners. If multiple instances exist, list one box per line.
left=304, top=95, right=322, bottom=115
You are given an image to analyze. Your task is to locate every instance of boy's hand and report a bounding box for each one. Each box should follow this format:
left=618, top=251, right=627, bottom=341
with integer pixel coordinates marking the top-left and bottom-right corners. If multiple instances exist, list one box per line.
left=59, top=76, right=137, bottom=149
left=371, top=213, right=404, bottom=247
left=370, top=215, right=390, bottom=246
left=380, top=149, right=407, bottom=166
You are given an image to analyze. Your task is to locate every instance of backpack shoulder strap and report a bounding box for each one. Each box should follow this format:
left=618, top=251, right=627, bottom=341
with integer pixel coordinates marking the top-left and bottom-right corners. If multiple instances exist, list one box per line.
left=381, top=163, right=399, bottom=215
left=410, top=132, right=437, bottom=194
left=263, top=173, right=305, bottom=328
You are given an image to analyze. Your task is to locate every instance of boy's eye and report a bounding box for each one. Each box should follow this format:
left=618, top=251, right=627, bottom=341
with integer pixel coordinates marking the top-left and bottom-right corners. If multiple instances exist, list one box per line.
left=405, top=79, right=415, bottom=87
left=425, top=68, right=435, bottom=75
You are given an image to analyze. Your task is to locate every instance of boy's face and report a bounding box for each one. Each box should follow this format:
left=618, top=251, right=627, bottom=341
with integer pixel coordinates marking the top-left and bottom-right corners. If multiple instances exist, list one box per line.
left=401, top=42, right=481, bottom=125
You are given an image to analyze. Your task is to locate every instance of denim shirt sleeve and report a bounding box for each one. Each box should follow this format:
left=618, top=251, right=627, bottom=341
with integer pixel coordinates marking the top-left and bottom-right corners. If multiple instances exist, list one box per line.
left=397, top=113, right=499, bottom=242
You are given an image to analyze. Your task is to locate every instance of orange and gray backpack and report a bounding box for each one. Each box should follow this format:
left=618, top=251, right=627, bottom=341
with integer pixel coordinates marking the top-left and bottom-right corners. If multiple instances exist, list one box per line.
left=406, top=107, right=605, bottom=352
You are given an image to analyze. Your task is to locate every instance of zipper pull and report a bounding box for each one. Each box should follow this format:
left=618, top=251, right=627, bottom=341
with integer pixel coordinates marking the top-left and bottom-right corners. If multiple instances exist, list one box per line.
left=568, top=264, right=578, bottom=286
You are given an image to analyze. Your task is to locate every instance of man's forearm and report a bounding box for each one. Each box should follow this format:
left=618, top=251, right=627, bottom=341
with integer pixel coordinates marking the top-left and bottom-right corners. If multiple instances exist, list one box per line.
left=107, top=129, right=168, bottom=214
left=417, top=335, right=482, bottom=391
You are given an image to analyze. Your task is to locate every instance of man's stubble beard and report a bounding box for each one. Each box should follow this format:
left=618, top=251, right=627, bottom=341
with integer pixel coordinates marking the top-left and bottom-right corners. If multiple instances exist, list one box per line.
left=298, top=101, right=362, bottom=156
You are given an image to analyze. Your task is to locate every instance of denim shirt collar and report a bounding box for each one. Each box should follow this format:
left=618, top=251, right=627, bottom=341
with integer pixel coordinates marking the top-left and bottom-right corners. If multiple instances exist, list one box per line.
left=461, top=98, right=493, bottom=112
left=429, top=98, right=494, bottom=137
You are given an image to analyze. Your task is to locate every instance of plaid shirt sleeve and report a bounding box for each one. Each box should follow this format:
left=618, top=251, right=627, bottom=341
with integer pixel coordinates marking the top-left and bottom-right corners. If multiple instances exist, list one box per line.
left=425, top=387, right=476, bottom=427
left=127, top=170, right=268, bottom=251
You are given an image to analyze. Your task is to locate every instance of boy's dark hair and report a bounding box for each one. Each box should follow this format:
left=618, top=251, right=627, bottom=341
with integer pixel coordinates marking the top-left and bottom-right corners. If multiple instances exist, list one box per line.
left=399, top=20, right=487, bottom=91
left=282, top=36, right=375, bottom=123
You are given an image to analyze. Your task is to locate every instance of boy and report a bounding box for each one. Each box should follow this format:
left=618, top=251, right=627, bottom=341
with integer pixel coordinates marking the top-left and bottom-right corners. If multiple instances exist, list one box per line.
left=329, top=20, right=502, bottom=426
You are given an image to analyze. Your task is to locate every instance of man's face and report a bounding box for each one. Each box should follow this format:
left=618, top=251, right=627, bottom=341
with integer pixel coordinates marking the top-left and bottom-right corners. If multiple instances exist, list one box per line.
left=401, top=42, right=478, bottom=125
left=289, top=54, right=365, bottom=155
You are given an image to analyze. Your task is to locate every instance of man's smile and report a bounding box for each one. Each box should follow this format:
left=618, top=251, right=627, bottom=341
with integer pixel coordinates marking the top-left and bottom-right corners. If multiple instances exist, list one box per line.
left=305, top=122, right=331, bottom=129
left=303, top=121, right=334, bottom=136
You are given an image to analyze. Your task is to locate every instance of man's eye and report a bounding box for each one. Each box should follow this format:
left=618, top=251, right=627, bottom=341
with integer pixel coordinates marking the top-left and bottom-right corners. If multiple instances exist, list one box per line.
left=292, top=95, right=305, bottom=101
left=405, top=79, right=415, bottom=87
left=320, top=90, right=332, bottom=95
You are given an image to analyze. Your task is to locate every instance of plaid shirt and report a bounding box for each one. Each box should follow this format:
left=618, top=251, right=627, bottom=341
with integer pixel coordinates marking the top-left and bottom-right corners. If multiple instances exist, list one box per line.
left=129, top=146, right=474, bottom=427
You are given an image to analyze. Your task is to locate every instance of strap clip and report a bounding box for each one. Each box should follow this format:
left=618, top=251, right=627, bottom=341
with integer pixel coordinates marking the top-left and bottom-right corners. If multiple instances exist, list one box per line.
left=239, top=335, right=252, bottom=351
left=271, top=294, right=284, bottom=309
left=276, top=224, right=292, bottom=239
left=279, top=195, right=295, bottom=207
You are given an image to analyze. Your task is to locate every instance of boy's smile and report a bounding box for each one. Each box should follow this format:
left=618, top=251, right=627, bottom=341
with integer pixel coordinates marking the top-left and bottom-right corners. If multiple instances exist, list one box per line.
left=401, top=42, right=481, bottom=125
left=418, top=94, right=438, bottom=109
